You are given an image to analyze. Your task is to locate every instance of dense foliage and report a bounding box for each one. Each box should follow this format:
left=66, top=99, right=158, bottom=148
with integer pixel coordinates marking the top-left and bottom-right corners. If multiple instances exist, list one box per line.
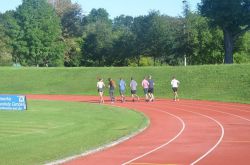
left=0, top=0, right=249, bottom=66
left=199, top=0, right=250, bottom=64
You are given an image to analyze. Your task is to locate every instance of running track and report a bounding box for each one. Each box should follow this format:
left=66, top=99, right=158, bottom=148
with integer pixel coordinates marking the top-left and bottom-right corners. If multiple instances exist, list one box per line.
left=27, top=95, right=250, bottom=165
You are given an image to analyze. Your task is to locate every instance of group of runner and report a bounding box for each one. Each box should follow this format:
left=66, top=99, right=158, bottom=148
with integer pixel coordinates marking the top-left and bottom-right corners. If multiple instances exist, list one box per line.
left=96, top=76, right=180, bottom=104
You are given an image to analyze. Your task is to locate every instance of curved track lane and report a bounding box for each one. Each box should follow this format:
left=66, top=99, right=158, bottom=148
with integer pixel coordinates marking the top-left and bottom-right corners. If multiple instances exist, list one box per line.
left=27, top=95, right=250, bottom=165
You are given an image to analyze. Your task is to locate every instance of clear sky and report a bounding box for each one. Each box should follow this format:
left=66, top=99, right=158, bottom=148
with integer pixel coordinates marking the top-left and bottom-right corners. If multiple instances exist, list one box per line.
left=0, top=0, right=201, bottom=18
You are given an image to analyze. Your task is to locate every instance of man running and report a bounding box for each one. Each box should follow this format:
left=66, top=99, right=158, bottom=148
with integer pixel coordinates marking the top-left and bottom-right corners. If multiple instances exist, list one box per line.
left=171, top=76, right=180, bottom=101
left=141, top=76, right=149, bottom=102
left=97, top=78, right=105, bottom=103
left=119, top=78, right=126, bottom=103
left=108, top=78, right=116, bottom=103
left=148, top=75, right=155, bottom=102
left=130, top=77, right=139, bottom=102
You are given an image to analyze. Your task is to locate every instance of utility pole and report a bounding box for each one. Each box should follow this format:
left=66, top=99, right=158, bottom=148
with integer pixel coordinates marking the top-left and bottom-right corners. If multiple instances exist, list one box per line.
left=182, top=0, right=188, bottom=67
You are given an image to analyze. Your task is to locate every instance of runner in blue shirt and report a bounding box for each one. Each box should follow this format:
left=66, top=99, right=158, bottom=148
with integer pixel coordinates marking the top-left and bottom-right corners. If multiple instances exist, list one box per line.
left=119, top=78, right=126, bottom=103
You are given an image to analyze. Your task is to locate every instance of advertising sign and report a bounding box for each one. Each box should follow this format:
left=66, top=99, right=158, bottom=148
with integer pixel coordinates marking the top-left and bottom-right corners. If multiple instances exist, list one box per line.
left=0, top=95, right=27, bottom=111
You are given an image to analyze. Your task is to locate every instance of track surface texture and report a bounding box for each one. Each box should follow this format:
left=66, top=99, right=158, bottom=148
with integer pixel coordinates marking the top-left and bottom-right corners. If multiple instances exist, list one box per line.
left=27, top=95, right=250, bottom=165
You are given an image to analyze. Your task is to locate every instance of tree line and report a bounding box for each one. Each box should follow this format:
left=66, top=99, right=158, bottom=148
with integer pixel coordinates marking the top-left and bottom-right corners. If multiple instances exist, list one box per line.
left=0, top=0, right=249, bottom=67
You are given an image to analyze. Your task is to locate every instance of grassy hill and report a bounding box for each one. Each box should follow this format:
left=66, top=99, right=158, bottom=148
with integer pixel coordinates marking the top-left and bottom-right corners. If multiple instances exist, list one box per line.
left=0, top=64, right=250, bottom=103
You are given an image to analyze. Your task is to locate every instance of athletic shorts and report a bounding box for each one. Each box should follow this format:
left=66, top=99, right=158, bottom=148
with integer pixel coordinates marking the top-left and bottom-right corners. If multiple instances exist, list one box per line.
left=98, top=88, right=104, bottom=92
left=143, top=88, right=148, bottom=94
left=172, top=87, right=178, bottom=92
left=120, top=89, right=125, bottom=95
left=148, top=88, right=154, bottom=94
left=109, top=89, right=114, bottom=94
left=131, top=90, right=136, bottom=94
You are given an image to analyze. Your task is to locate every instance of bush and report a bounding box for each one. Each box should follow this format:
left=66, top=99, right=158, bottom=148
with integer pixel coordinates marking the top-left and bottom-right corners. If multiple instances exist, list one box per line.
left=234, top=53, right=250, bottom=64
left=128, top=56, right=155, bottom=66
left=0, top=53, right=12, bottom=66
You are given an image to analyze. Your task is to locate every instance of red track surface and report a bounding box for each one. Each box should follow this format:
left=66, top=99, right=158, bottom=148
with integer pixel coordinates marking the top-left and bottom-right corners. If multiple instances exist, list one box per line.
left=27, top=95, right=250, bottom=165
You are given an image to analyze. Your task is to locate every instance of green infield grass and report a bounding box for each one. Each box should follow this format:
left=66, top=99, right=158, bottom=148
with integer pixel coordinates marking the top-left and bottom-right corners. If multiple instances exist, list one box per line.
left=0, top=64, right=249, bottom=103
left=0, top=100, right=148, bottom=165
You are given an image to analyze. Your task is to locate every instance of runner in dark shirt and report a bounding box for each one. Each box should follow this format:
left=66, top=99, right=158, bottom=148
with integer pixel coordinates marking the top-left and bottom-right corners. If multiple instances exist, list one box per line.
left=148, top=75, right=155, bottom=102
left=108, top=78, right=116, bottom=103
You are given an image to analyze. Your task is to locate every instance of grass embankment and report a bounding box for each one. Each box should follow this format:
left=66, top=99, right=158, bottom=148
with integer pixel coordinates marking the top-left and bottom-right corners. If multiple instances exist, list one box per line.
left=0, top=64, right=249, bottom=103
left=0, top=100, right=148, bottom=165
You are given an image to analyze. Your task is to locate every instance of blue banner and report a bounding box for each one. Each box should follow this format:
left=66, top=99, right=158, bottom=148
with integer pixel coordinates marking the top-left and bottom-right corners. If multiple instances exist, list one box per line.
left=0, top=95, right=27, bottom=111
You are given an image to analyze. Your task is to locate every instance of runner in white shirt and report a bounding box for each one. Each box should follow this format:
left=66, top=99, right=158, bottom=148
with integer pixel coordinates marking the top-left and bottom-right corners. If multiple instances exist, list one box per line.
left=97, top=78, right=105, bottom=103
left=171, top=76, right=180, bottom=101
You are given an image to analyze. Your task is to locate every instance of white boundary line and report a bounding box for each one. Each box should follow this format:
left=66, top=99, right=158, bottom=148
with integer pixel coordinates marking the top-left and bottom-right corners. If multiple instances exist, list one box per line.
left=141, top=104, right=225, bottom=165
left=45, top=125, right=148, bottom=165
left=182, top=110, right=225, bottom=165
left=181, top=100, right=250, bottom=110
left=178, top=103, right=250, bottom=122
left=33, top=96, right=246, bottom=165
left=181, top=101, right=250, bottom=113
left=45, top=103, right=150, bottom=165
left=154, top=102, right=248, bottom=164
left=121, top=109, right=186, bottom=165
left=201, top=108, right=250, bottom=122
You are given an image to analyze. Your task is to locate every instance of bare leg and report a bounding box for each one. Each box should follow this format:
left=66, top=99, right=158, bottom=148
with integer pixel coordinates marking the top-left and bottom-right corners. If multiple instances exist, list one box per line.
left=145, top=94, right=149, bottom=101
left=132, top=94, right=135, bottom=102
left=150, top=93, right=154, bottom=101
left=110, top=91, right=115, bottom=103
left=174, top=92, right=178, bottom=101
left=100, top=92, right=104, bottom=103
left=121, top=94, right=125, bottom=102
left=148, top=93, right=152, bottom=100
left=136, top=94, right=140, bottom=100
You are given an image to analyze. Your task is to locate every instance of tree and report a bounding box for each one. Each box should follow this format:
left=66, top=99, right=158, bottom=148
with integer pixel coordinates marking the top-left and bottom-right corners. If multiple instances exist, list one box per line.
left=193, top=15, right=224, bottom=64
left=84, top=8, right=110, bottom=24
left=181, top=9, right=224, bottom=65
left=48, top=0, right=83, bottom=37
left=47, top=0, right=83, bottom=67
left=111, top=15, right=135, bottom=66
left=60, top=3, right=83, bottom=37
left=64, top=38, right=82, bottom=67
left=131, top=16, right=148, bottom=66
left=1, top=10, right=25, bottom=65
left=144, top=11, right=170, bottom=65
left=81, top=8, right=113, bottom=66
left=234, top=31, right=250, bottom=63
left=112, top=27, right=135, bottom=66
left=0, top=13, right=12, bottom=66
left=199, top=0, right=250, bottom=64
left=47, top=0, right=72, bottom=17
left=15, top=0, right=65, bottom=66
left=113, top=15, right=134, bottom=31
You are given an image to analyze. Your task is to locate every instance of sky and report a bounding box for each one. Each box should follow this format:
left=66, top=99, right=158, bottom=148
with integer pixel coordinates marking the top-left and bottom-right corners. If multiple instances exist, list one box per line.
left=0, top=0, right=201, bottom=18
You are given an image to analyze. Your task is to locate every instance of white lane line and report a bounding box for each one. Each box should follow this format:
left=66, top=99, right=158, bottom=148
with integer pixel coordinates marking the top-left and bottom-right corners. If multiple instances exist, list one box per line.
left=181, top=101, right=250, bottom=113
left=145, top=104, right=225, bottom=165
left=201, top=109, right=250, bottom=122
left=183, top=110, right=225, bottom=165
left=177, top=103, right=250, bottom=122
left=45, top=104, right=149, bottom=165
left=182, top=100, right=250, bottom=110
left=122, top=109, right=186, bottom=165
left=45, top=125, right=148, bottom=165
left=160, top=102, right=248, bottom=164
